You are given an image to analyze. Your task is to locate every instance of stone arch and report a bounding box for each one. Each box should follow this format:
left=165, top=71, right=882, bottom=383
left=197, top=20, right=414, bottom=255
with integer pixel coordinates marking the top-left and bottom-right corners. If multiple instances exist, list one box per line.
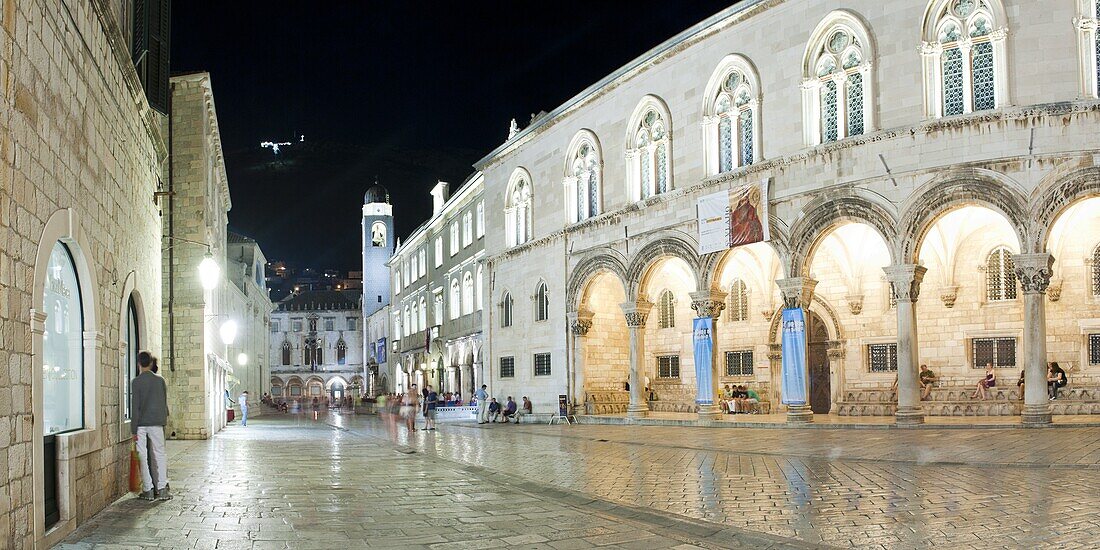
left=920, top=0, right=1008, bottom=43
left=767, top=293, right=845, bottom=345
left=803, top=9, right=877, bottom=79
left=1030, top=166, right=1100, bottom=252
left=117, top=270, right=148, bottom=436
left=899, top=169, right=1029, bottom=263
left=701, top=219, right=793, bottom=291
left=626, top=233, right=702, bottom=300
left=326, top=376, right=349, bottom=389
left=568, top=249, right=629, bottom=312
left=788, top=191, right=899, bottom=276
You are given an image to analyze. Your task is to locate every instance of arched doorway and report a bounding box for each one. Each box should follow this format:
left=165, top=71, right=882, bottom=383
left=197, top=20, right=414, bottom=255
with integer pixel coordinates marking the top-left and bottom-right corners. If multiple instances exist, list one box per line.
left=331, top=381, right=345, bottom=403
left=807, top=311, right=831, bottom=414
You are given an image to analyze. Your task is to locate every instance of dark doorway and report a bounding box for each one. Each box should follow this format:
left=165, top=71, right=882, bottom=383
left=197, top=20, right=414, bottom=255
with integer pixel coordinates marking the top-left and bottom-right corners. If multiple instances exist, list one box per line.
left=807, top=311, right=831, bottom=414
left=43, top=434, right=59, bottom=528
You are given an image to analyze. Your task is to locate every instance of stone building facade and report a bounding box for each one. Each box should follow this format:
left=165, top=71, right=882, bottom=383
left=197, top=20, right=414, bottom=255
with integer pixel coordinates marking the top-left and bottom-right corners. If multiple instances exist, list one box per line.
left=162, top=72, right=235, bottom=439
left=225, top=233, right=273, bottom=415
left=1, top=0, right=168, bottom=545
left=269, top=290, right=365, bottom=403
left=390, top=176, right=485, bottom=397
left=365, top=303, right=390, bottom=395
left=476, top=0, right=1100, bottom=425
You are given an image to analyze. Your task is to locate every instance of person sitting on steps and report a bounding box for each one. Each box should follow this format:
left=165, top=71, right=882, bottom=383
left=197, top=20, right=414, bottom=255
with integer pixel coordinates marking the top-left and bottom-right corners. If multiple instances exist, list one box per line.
left=1048, top=362, right=1068, bottom=401
left=971, top=363, right=996, bottom=400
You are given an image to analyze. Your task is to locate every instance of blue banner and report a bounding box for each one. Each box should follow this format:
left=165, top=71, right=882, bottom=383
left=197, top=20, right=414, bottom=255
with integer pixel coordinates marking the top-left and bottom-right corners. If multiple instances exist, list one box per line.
left=781, top=308, right=808, bottom=405
left=693, top=317, right=714, bottom=406
left=376, top=338, right=387, bottom=363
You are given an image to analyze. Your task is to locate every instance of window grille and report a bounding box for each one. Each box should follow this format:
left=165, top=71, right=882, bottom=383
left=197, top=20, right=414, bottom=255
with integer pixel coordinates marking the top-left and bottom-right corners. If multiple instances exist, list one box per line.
left=1092, top=244, right=1100, bottom=297
left=655, top=145, right=668, bottom=194
left=728, top=280, right=748, bottom=322
left=1090, top=334, right=1100, bottom=365
left=725, top=350, right=754, bottom=376
left=658, top=290, right=675, bottom=329
left=971, top=41, right=995, bottom=111
left=718, top=117, right=733, bottom=173
left=942, top=47, right=965, bottom=116
left=534, top=353, right=552, bottom=376
left=868, top=343, right=898, bottom=372
left=739, top=109, right=754, bottom=167
left=972, top=337, right=1016, bottom=368
left=657, top=355, right=680, bottom=379
left=846, top=72, right=864, bottom=136
left=986, top=247, right=1017, bottom=301
left=500, top=356, right=515, bottom=378
left=821, top=80, right=838, bottom=142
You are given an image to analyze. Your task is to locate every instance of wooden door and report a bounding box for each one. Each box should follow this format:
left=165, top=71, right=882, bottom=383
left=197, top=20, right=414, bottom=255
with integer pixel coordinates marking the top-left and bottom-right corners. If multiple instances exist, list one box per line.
left=807, top=312, right=831, bottom=414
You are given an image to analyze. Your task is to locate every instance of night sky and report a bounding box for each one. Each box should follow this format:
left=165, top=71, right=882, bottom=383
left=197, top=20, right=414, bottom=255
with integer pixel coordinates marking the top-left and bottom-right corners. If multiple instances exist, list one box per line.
left=171, top=1, right=736, bottom=271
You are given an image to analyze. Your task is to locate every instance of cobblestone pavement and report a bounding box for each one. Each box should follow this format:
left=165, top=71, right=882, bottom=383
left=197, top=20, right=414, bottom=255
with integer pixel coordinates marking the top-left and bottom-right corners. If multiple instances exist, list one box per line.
left=330, top=415, right=1100, bottom=549
left=56, top=414, right=806, bottom=550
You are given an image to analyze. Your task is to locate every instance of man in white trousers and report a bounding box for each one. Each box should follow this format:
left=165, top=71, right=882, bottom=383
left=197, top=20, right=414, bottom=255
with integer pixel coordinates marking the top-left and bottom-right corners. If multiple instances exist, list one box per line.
left=132, top=351, right=171, bottom=501
left=239, top=391, right=249, bottom=426
left=475, top=384, right=490, bottom=424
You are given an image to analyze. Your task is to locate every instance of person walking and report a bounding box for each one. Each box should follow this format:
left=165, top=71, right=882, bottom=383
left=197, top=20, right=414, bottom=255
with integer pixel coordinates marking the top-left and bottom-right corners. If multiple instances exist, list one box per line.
left=239, top=391, right=249, bottom=426
left=131, top=351, right=171, bottom=501
left=404, top=384, right=420, bottom=432
left=425, top=385, right=439, bottom=431
left=475, top=384, right=489, bottom=424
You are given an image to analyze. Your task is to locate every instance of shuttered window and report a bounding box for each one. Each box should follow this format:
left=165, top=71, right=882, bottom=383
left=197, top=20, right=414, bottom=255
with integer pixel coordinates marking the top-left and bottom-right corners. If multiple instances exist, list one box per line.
left=132, top=0, right=171, bottom=114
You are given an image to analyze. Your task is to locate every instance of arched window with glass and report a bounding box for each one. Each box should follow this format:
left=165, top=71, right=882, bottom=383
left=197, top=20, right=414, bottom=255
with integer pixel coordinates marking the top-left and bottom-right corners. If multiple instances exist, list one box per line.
left=705, top=57, right=761, bottom=175
left=336, top=340, right=348, bottom=365
left=403, top=306, right=411, bottom=336
left=657, top=289, right=676, bottom=329
left=411, top=302, right=419, bottom=333
left=419, top=296, right=427, bottom=328
left=123, top=296, right=139, bottom=422
left=728, top=279, right=749, bottom=322
left=803, top=13, right=875, bottom=145
left=506, top=171, right=533, bottom=247
left=922, top=0, right=1007, bottom=118
left=627, top=99, right=672, bottom=201
left=282, top=340, right=291, bottom=365
left=43, top=242, right=85, bottom=435
left=462, top=272, right=474, bottom=316
left=986, top=246, right=1017, bottom=302
left=501, top=292, right=514, bottom=328
left=565, top=133, right=602, bottom=223
left=450, top=279, right=461, bottom=320
left=535, top=282, right=549, bottom=322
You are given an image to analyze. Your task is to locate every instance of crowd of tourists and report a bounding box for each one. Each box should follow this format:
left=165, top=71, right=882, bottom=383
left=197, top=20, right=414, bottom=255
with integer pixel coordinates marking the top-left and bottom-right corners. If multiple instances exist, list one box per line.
left=374, top=384, right=535, bottom=432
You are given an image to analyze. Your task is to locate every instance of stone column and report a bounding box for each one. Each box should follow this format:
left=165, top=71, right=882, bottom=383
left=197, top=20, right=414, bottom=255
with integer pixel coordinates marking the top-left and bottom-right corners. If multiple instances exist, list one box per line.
left=472, top=361, right=483, bottom=395
left=621, top=301, right=653, bottom=418
left=1014, top=253, right=1054, bottom=426
left=883, top=264, right=928, bottom=426
left=690, top=290, right=727, bottom=421
left=776, top=277, right=818, bottom=423
left=567, top=309, right=594, bottom=415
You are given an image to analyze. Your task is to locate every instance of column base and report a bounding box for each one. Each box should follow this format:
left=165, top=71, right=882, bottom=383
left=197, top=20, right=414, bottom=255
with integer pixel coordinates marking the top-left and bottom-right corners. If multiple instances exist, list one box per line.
left=786, top=404, right=814, bottom=423
left=626, top=403, right=649, bottom=419
left=696, top=404, right=721, bottom=422
left=1021, top=403, right=1052, bottom=426
left=895, top=406, right=925, bottom=426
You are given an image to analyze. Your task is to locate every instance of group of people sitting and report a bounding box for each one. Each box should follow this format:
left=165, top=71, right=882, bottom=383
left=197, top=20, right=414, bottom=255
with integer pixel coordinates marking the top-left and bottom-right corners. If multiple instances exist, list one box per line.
left=720, top=385, right=761, bottom=414
left=968, top=361, right=1070, bottom=401
left=484, top=396, right=533, bottom=423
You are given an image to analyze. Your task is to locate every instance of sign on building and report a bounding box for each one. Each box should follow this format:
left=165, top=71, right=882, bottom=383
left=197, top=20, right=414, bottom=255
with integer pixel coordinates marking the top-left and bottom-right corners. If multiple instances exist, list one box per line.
left=696, top=178, right=770, bottom=255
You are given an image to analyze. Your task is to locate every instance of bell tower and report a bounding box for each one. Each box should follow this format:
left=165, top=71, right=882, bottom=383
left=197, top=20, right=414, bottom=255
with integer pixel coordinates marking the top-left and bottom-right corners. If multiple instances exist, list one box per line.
left=362, top=183, right=393, bottom=318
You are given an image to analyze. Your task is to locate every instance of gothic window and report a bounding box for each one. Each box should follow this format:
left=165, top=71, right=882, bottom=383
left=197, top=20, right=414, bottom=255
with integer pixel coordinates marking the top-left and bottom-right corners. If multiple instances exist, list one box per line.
left=986, top=246, right=1017, bottom=301
left=708, top=62, right=759, bottom=175
left=568, top=138, right=601, bottom=223
left=336, top=340, right=347, bottom=365
left=282, top=341, right=291, bottom=366
left=657, top=289, right=675, bottom=329
left=506, top=173, right=533, bottom=246
left=449, top=278, right=461, bottom=320
left=316, top=342, right=323, bottom=366
left=476, top=265, right=484, bottom=311
left=1092, top=243, right=1100, bottom=297
left=805, top=17, right=872, bottom=145
left=535, top=282, right=549, bottom=322
left=419, top=296, right=427, bottom=328
left=370, top=222, right=386, bottom=247
left=925, top=0, right=1005, bottom=117
left=501, top=292, right=513, bottom=328
left=462, top=272, right=474, bottom=316
left=728, top=279, right=749, bottom=322
left=629, top=105, right=671, bottom=200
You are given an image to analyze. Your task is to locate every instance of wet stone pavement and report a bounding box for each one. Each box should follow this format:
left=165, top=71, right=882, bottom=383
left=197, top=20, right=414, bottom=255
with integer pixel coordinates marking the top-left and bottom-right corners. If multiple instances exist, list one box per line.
left=58, top=412, right=1100, bottom=549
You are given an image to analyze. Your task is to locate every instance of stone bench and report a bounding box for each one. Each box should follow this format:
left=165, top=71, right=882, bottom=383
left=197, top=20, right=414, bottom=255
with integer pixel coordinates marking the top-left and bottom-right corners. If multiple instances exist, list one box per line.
left=585, top=390, right=629, bottom=415
left=837, top=385, right=1100, bottom=416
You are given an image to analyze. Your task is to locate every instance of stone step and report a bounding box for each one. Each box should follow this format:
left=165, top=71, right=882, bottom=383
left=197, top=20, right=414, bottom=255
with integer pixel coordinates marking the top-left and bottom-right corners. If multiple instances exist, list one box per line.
left=837, top=401, right=1100, bottom=416
left=841, top=387, right=1100, bottom=404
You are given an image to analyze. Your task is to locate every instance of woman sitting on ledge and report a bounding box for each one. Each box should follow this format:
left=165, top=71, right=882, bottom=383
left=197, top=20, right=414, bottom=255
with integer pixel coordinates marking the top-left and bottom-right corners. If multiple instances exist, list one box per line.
left=971, top=363, right=996, bottom=400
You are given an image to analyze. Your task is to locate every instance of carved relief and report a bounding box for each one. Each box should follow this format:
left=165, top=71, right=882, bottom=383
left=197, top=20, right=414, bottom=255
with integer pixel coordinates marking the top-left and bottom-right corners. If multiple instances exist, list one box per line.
left=882, top=264, right=927, bottom=303
left=939, top=285, right=959, bottom=308
left=776, top=278, right=818, bottom=309
left=620, top=301, right=653, bottom=328
left=845, top=294, right=864, bottom=316
left=689, top=290, right=728, bottom=320
left=1012, top=253, right=1054, bottom=294
left=1046, top=279, right=1063, bottom=302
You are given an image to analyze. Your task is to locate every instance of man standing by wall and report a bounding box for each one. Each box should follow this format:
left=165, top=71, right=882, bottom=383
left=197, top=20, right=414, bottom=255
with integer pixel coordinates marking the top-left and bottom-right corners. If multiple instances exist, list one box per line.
left=132, top=351, right=172, bottom=501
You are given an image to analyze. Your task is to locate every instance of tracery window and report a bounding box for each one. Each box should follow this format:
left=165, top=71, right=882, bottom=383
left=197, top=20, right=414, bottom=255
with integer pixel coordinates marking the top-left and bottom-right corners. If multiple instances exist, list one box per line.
left=728, top=279, right=749, bottom=322
left=506, top=173, right=533, bottom=246
left=657, top=289, right=675, bottom=329
left=567, top=137, right=601, bottom=223
left=535, top=282, right=549, bottom=322
left=804, top=18, right=873, bottom=145
left=501, top=292, right=513, bottom=328
left=628, top=105, right=671, bottom=201
left=710, top=67, right=758, bottom=173
left=986, top=246, right=1017, bottom=302
left=923, top=0, right=1006, bottom=117
left=462, top=272, right=474, bottom=316
left=282, top=341, right=292, bottom=366
left=336, top=340, right=347, bottom=365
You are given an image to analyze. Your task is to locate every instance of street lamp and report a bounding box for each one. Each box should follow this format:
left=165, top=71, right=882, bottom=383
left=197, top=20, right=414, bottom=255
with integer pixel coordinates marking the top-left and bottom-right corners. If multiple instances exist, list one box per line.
left=220, top=320, right=238, bottom=346
left=198, top=254, right=220, bottom=290
left=237, top=352, right=248, bottom=366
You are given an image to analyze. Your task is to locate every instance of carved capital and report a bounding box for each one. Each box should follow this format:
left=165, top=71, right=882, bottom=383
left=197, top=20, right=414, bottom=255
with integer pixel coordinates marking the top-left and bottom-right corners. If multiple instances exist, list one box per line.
left=689, top=290, right=728, bottom=320
left=1075, top=16, right=1099, bottom=31
left=883, top=264, right=928, bottom=303
left=620, top=300, right=653, bottom=328
left=919, top=41, right=942, bottom=56
left=568, top=309, right=595, bottom=336
left=845, top=294, right=864, bottom=316
left=1047, top=279, right=1063, bottom=302
left=776, top=278, right=817, bottom=309
left=1012, top=253, right=1055, bottom=294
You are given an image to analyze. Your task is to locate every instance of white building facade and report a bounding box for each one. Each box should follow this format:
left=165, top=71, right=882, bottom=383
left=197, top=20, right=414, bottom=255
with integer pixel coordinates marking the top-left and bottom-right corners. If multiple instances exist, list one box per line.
left=476, top=0, right=1100, bottom=425
left=225, top=233, right=274, bottom=414
left=269, top=291, right=365, bottom=403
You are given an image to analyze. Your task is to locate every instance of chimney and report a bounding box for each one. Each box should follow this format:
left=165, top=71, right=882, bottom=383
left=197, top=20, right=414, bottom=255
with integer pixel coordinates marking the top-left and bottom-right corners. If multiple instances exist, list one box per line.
left=430, top=181, right=450, bottom=215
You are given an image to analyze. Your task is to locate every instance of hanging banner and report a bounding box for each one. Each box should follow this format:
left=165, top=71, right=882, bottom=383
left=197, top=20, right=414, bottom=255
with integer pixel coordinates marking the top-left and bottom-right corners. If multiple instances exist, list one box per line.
left=376, top=338, right=387, bottom=363
left=780, top=308, right=808, bottom=405
left=696, top=178, right=770, bottom=255
left=692, top=317, right=715, bottom=406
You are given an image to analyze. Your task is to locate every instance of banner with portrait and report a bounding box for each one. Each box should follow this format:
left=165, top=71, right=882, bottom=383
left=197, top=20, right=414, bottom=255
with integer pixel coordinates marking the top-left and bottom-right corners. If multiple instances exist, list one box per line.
left=696, top=177, right=770, bottom=255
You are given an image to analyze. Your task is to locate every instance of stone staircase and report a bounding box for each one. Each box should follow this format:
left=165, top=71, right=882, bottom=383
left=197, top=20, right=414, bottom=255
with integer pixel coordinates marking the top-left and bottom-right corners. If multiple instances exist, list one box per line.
left=836, top=386, right=1100, bottom=416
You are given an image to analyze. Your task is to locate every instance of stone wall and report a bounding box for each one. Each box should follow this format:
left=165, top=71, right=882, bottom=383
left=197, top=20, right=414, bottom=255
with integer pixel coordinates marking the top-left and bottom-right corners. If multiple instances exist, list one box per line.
left=1, top=0, right=165, bottom=545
